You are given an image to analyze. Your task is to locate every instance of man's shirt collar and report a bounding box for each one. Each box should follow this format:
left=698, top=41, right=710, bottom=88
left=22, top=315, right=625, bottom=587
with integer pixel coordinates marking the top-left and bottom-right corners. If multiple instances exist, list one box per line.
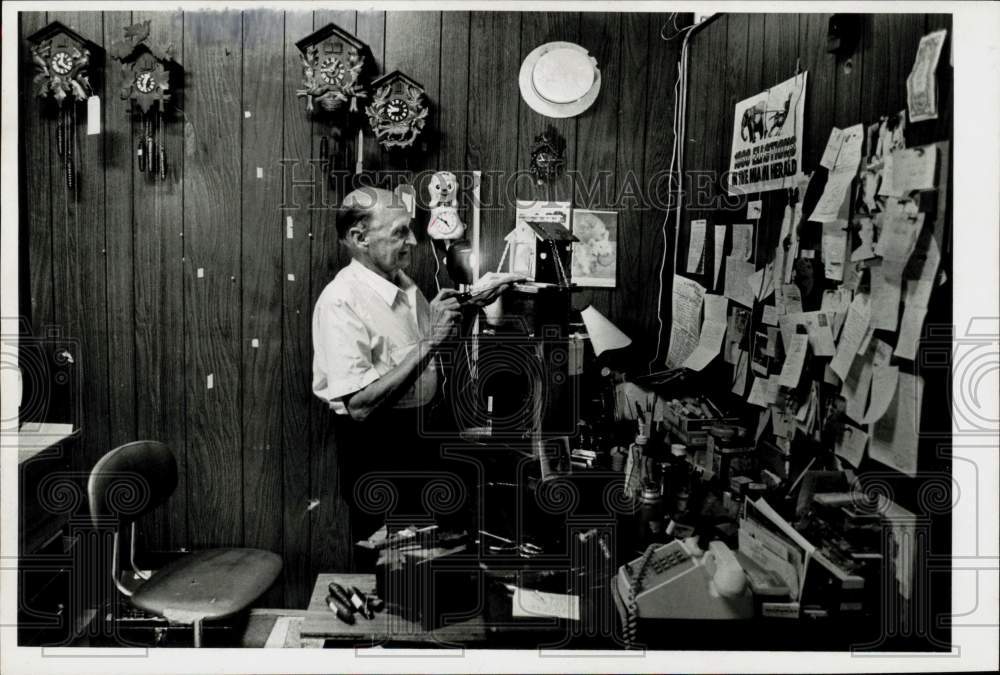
left=347, top=258, right=414, bottom=307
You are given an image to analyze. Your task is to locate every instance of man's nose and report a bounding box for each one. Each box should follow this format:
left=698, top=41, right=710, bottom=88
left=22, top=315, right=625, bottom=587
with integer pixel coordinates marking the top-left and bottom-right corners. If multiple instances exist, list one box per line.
left=405, top=230, right=417, bottom=246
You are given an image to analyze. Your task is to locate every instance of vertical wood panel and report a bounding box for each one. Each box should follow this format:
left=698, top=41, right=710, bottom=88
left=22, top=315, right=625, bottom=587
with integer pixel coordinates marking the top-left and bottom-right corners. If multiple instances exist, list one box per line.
left=434, top=11, right=471, bottom=290
left=183, top=10, right=244, bottom=547
left=133, top=9, right=187, bottom=548
left=21, top=12, right=53, bottom=338
left=241, top=8, right=285, bottom=603
left=48, top=11, right=111, bottom=474
left=384, top=11, right=442, bottom=300
left=103, top=11, right=137, bottom=450
left=798, top=13, right=837, bottom=174
left=356, top=11, right=385, bottom=171
left=641, top=12, right=686, bottom=365
left=467, top=11, right=521, bottom=274
left=308, top=8, right=357, bottom=584
left=575, top=13, right=620, bottom=317
left=610, top=13, right=650, bottom=344
left=280, top=8, right=319, bottom=609
left=517, top=13, right=578, bottom=208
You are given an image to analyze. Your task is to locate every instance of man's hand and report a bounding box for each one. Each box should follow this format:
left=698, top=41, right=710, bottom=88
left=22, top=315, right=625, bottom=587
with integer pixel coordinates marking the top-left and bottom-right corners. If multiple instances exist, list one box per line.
left=429, top=289, right=463, bottom=346
left=464, top=282, right=513, bottom=308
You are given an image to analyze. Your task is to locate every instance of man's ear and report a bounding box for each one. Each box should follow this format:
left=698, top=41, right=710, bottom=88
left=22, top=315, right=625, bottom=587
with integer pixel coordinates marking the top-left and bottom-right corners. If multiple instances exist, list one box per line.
left=348, top=225, right=368, bottom=248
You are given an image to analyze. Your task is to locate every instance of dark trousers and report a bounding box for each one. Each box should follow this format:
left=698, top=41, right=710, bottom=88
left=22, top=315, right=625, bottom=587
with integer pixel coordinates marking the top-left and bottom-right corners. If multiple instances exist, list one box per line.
left=335, top=404, right=478, bottom=553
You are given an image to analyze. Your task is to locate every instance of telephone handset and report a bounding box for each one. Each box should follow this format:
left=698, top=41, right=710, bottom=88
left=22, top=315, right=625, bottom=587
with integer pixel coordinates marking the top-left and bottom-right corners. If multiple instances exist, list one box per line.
left=614, top=539, right=752, bottom=646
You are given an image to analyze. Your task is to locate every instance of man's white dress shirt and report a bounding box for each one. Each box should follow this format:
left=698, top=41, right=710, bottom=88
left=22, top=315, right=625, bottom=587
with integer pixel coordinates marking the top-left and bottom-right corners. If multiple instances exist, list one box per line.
left=312, top=259, right=437, bottom=414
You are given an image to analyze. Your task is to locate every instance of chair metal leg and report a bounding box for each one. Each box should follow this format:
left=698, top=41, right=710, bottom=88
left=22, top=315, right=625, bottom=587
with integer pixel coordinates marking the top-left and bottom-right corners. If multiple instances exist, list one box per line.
left=192, top=619, right=203, bottom=648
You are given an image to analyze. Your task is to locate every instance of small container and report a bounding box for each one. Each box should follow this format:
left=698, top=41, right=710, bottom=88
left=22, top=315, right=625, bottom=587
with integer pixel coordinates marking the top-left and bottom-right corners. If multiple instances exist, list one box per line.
left=637, top=485, right=665, bottom=546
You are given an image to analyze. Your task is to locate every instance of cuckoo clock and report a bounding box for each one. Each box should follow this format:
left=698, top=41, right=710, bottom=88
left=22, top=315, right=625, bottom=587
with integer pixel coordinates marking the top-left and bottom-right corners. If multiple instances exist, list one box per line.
left=296, top=23, right=370, bottom=116
left=27, top=21, right=101, bottom=191
left=529, top=127, right=566, bottom=185
left=110, top=20, right=179, bottom=182
left=365, top=71, right=429, bottom=150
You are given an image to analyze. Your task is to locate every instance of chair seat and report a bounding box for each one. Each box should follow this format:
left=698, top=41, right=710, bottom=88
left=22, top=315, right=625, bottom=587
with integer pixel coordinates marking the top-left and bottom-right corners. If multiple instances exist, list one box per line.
left=131, top=548, right=282, bottom=622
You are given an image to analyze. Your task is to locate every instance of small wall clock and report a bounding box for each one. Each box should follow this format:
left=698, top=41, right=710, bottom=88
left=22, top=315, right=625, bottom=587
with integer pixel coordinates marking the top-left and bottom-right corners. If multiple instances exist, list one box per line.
left=296, top=23, right=371, bottom=116
left=111, top=20, right=180, bottom=181
left=27, top=21, right=101, bottom=192
left=365, top=71, right=429, bottom=150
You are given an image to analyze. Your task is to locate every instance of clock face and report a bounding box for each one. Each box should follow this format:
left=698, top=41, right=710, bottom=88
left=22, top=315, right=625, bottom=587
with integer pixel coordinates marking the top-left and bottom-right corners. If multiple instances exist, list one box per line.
left=319, top=56, right=346, bottom=85
left=51, top=51, right=74, bottom=75
left=135, top=71, right=157, bottom=94
left=384, top=98, right=408, bottom=122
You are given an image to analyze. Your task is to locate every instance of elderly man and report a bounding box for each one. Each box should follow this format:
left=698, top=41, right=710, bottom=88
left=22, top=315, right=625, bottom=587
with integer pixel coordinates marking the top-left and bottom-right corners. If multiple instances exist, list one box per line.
left=312, top=187, right=499, bottom=546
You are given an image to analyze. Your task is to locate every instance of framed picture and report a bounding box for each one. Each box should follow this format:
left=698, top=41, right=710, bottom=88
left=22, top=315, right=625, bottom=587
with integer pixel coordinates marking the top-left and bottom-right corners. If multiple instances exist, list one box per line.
left=571, top=209, right=617, bottom=287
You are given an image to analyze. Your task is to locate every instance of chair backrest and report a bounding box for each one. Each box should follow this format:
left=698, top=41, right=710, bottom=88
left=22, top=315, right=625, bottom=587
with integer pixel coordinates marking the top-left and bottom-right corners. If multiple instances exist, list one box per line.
left=87, top=441, right=178, bottom=529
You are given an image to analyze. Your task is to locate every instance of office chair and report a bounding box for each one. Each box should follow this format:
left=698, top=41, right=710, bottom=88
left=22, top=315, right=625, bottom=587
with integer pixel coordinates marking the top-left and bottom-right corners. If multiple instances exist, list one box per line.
left=87, top=441, right=282, bottom=647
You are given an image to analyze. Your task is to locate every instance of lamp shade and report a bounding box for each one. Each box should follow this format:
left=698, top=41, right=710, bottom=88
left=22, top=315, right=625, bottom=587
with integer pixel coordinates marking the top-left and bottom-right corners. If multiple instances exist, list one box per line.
left=580, top=306, right=631, bottom=356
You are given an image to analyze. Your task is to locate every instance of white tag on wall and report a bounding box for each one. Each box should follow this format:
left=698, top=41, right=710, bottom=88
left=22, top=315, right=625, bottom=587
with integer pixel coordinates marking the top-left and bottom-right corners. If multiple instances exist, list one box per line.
left=87, top=96, right=101, bottom=135
left=747, top=199, right=762, bottom=219
left=286, top=216, right=294, bottom=239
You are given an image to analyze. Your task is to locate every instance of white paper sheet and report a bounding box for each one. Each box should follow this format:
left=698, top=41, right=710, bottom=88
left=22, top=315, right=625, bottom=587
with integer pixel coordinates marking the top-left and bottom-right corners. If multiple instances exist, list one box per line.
left=870, top=262, right=902, bottom=332
left=802, top=311, right=836, bottom=357
left=732, top=224, right=754, bottom=261
left=819, top=127, right=845, bottom=170
left=822, top=221, right=848, bottom=281
left=713, top=224, right=727, bottom=289
left=870, top=372, right=922, bottom=477
left=512, top=587, right=580, bottom=621
left=687, top=219, right=707, bottom=273
left=863, top=365, right=900, bottom=424
left=762, top=304, right=778, bottom=326
left=835, top=425, right=869, bottom=468
left=683, top=294, right=729, bottom=371
left=779, top=334, right=809, bottom=388
left=892, top=145, right=937, bottom=193
left=809, top=170, right=853, bottom=223
left=666, top=275, right=706, bottom=368
left=777, top=283, right=803, bottom=315
left=831, top=295, right=872, bottom=379
left=724, top=257, right=755, bottom=308
left=844, top=354, right=874, bottom=424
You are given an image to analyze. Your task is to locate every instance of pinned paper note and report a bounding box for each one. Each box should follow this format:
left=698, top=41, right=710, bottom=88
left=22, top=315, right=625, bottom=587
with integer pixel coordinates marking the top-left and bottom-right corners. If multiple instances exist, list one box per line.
left=762, top=304, right=778, bottom=326
left=512, top=588, right=580, bottom=621
left=732, top=224, right=754, bottom=261
left=256, top=167, right=263, bottom=179
left=870, top=372, right=922, bottom=477
left=197, top=267, right=205, bottom=278
left=747, top=200, right=762, bottom=219
left=682, top=294, right=728, bottom=371
left=809, top=170, right=853, bottom=222
left=835, top=425, right=868, bottom=468
left=724, top=257, right=755, bottom=308
left=286, top=216, right=294, bottom=239
left=207, top=373, right=214, bottom=389
left=844, top=355, right=873, bottom=424
left=87, top=96, right=101, bottom=135
left=863, top=365, right=900, bottom=424
left=666, top=276, right=706, bottom=368
left=892, top=145, right=937, bottom=193
left=831, top=295, right=871, bottom=379
left=686, top=219, right=707, bottom=273
left=870, top=262, right=903, bottom=332
left=778, top=334, right=808, bottom=387
left=822, top=221, right=848, bottom=281
left=713, top=225, right=726, bottom=289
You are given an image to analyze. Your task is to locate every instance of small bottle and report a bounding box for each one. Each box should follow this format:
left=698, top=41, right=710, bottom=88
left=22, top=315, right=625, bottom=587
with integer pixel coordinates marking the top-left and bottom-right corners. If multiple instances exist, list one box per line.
left=666, top=443, right=690, bottom=517
left=624, top=433, right=648, bottom=500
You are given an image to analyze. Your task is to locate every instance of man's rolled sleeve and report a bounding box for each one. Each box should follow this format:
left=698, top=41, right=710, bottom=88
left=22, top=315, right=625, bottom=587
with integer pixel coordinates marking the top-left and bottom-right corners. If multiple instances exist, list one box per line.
left=312, top=297, right=380, bottom=410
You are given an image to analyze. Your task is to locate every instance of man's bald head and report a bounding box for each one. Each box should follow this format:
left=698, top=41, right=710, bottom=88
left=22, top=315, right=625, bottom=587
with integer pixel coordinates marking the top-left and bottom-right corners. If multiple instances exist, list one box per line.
left=336, top=187, right=400, bottom=240
left=336, top=186, right=417, bottom=277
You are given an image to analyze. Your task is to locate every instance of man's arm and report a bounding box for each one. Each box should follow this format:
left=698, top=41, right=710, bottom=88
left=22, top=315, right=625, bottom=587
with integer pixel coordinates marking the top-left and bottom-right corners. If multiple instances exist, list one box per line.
left=344, top=289, right=462, bottom=422
left=343, top=341, right=437, bottom=422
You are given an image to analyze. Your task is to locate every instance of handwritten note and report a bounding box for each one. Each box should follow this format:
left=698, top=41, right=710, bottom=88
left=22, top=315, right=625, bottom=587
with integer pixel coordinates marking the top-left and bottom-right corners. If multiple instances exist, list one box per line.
left=762, top=304, right=778, bottom=326
left=870, top=372, right=922, bottom=477
left=819, top=127, right=845, bottom=170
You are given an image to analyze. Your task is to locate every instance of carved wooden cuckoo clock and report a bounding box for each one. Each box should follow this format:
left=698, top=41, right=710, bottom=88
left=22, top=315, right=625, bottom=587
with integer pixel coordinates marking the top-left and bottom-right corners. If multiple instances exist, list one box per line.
left=296, top=23, right=370, bottom=117
left=365, top=71, right=429, bottom=150
left=27, top=21, right=100, bottom=191
left=110, top=21, right=179, bottom=182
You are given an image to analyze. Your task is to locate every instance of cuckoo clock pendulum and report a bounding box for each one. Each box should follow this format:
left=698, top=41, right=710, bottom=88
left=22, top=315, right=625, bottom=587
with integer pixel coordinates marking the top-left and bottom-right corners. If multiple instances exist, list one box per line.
left=27, top=22, right=99, bottom=193
left=111, top=21, right=179, bottom=182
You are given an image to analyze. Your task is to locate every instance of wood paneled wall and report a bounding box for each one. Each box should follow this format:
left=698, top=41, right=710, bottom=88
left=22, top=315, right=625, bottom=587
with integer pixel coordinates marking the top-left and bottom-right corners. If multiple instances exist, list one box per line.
left=19, top=9, right=685, bottom=608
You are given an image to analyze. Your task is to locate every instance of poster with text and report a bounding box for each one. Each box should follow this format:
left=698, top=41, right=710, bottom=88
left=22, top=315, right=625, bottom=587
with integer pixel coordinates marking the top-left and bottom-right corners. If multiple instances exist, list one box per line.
left=728, top=72, right=807, bottom=195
